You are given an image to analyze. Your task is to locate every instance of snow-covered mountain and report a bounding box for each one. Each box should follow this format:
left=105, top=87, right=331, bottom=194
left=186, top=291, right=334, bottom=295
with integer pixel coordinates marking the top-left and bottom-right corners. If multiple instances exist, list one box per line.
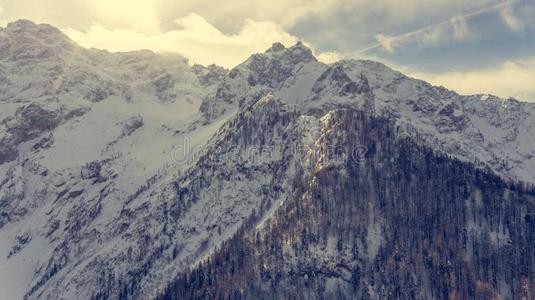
left=161, top=107, right=535, bottom=300
left=0, top=19, right=228, bottom=299
left=0, top=20, right=534, bottom=299
left=201, top=41, right=535, bottom=183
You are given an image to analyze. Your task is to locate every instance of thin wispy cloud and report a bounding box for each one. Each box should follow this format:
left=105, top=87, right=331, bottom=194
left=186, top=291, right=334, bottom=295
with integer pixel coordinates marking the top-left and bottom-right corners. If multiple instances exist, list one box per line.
left=375, top=34, right=396, bottom=52
left=500, top=4, right=524, bottom=31
left=451, top=15, right=472, bottom=41
left=359, top=0, right=516, bottom=54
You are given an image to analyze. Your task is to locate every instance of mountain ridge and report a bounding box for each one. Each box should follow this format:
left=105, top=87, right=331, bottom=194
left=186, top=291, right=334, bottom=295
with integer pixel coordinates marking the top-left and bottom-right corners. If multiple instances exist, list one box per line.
left=160, top=107, right=535, bottom=300
left=0, top=19, right=534, bottom=299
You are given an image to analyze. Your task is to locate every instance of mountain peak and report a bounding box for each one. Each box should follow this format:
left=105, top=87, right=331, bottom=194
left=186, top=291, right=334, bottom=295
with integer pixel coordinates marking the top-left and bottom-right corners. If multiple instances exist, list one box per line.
left=287, top=41, right=316, bottom=63
left=5, top=19, right=38, bottom=29
left=3, top=19, right=72, bottom=43
left=0, top=19, right=75, bottom=61
left=292, top=41, right=307, bottom=48
left=266, top=42, right=286, bottom=53
left=260, top=41, right=316, bottom=63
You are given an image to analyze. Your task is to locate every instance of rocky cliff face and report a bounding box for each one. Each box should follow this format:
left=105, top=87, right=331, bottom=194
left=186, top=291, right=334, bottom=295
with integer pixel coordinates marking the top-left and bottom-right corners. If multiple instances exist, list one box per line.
left=160, top=109, right=535, bottom=300
left=0, top=20, right=534, bottom=300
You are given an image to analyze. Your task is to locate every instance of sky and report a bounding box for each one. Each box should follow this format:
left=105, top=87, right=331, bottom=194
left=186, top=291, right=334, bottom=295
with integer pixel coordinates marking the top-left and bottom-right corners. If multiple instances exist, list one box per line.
left=0, top=0, right=534, bottom=101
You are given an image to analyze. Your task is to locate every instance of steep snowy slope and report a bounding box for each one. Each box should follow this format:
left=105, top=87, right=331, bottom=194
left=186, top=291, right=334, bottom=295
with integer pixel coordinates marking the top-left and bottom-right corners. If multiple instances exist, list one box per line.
left=0, top=20, right=228, bottom=299
left=0, top=20, right=534, bottom=299
left=25, top=93, right=351, bottom=299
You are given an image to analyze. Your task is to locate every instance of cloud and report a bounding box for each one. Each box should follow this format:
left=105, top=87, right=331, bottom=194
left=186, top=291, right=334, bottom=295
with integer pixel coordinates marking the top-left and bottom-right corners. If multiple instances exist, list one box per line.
left=316, top=51, right=342, bottom=64
left=500, top=5, right=524, bottom=32
left=0, top=0, right=341, bottom=34
left=86, top=0, right=160, bottom=34
left=0, top=0, right=502, bottom=35
left=421, top=26, right=448, bottom=47
left=362, top=1, right=513, bottom=53
left=63, top=13, right=299, bottom=68
left=451, top=15, right=472, bottom=41
left=372, top=16, right=467, bottom=52
left=375, top=34, right=396, bottom=52
left=157, top=0, right=342, bottom=32
left=369, top=18, right=452, bottom=52
left=409, top=57, right=535, bottom=101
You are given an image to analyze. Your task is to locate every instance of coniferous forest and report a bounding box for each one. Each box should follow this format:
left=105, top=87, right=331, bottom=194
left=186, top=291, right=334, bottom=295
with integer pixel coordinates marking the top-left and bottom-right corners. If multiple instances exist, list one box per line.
left=160, top=110, right=535, bottom=300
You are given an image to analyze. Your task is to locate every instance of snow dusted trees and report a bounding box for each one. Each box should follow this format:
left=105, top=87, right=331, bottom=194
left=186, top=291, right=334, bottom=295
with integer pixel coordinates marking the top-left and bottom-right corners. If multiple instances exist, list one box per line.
left=159, top=110, right=535, bottom=300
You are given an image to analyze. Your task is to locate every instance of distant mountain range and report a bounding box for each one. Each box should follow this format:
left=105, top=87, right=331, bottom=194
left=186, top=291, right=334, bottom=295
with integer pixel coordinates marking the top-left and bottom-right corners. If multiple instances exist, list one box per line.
left=0, top=20, right=534, bottom=300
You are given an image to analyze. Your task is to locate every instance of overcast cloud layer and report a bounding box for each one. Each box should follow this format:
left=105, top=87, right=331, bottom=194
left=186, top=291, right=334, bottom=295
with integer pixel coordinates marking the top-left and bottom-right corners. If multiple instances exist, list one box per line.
left=0, top=0, right=533, bottom=101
